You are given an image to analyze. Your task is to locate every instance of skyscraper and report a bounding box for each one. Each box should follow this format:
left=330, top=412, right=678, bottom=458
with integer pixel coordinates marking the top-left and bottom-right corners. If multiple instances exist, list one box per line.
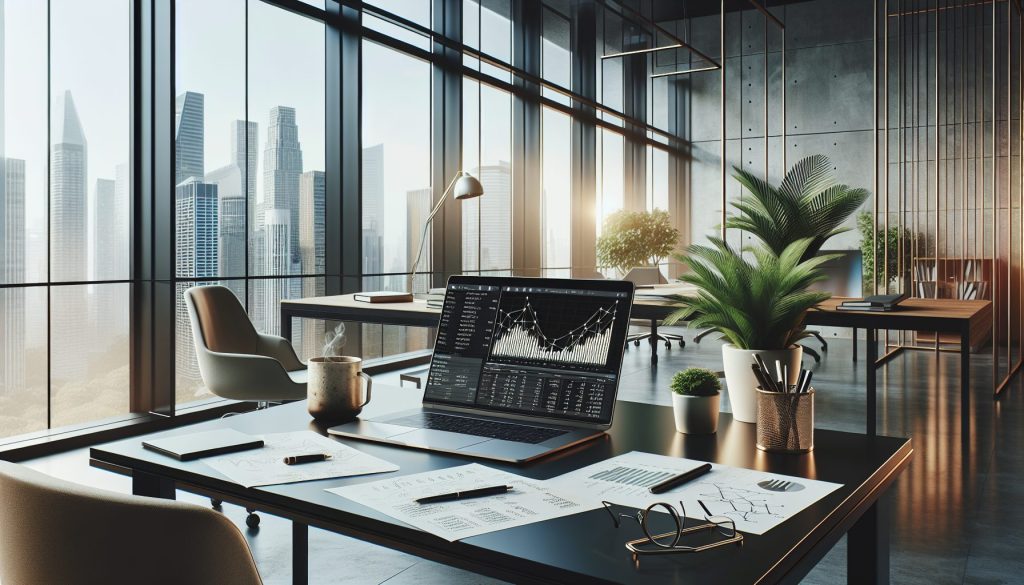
left=50, top=90, right=88, bottom=283
left=92, top=178, right=124, bottom=280
left=299, top=170, right=325, bottom=276
left=175, top=178, right=219, bottom=386
left=231, top=119, right=258, bottom=221
left=263, top=107, right=302, bottom=266
left=175, top=91, right=204, bottom=185
left=361, top=144, right=384, bottom=276
left=261, top=209, right=298, bottom=336
left=476, top=161, right=511, bottom=270
left=205, top=161, right=244, bottom=285
left=406, top=187, right=432, bottom=282
left=1, top=158, right=26, bottom=394
left=299, top=170, right=325, bottom=357
left=218, top=195, right=246, bottom=296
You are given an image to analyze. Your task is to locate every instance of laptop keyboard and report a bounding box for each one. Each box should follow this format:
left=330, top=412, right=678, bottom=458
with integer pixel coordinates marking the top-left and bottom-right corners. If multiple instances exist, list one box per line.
left=387, top=412, right=568, bottom=445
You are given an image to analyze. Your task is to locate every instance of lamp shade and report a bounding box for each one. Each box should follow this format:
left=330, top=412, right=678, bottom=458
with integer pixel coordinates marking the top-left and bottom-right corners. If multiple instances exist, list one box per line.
left=452, top=173, right=485, bottom=200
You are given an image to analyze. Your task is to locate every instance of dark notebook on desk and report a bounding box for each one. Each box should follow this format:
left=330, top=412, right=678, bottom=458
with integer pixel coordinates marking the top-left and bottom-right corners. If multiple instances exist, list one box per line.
left=143, top=429, right=264, bottom=461
left=837, top=293, right=907, bottom=312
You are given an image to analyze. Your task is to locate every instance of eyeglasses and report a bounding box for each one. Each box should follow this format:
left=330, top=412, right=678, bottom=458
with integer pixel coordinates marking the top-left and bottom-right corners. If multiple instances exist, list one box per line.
left=602, top=499, right=743, bottom=562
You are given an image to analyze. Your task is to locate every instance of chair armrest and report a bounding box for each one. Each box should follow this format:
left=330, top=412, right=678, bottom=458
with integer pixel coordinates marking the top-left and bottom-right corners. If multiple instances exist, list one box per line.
left=197, top=350, right=306, bottom=401
left=256, top=333, right=305, bottom=372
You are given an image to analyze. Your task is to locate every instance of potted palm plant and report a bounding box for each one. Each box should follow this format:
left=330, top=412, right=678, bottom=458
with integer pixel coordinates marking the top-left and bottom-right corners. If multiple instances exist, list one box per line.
left=726, top=154, right=870, bottom=262
left=670, top=368, right=721, bottom=434
left=664, top=238, right=835, bottom=423
left=596, top=209, right=679, bottom=283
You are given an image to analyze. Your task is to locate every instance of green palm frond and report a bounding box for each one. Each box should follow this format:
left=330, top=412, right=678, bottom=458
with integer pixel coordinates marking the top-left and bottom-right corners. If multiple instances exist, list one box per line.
left=726, top=155, right=870, bottom=260
left=665, top=238, right=832, bottom=349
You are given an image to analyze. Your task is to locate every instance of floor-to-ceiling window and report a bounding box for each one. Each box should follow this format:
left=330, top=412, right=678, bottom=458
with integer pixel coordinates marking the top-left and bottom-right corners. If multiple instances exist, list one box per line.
left=1, top=0, right=686, bottom=442
left=174, top=0, right=325, bottom=405
left=360, top=39, right=433, bottom=357
left=0, top=0, right=131, bottom=439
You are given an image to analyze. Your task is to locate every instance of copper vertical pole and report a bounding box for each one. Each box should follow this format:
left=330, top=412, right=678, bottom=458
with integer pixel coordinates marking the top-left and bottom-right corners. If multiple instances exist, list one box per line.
left=721, top=0, right=727, bottom=240
left=876, top=0, right=884, bottom=295
left=883, top=0, right=890, bottom=295
left=937, top=0, right=942, bottom=301
left=1007, top=0, right=1012, bottom=371
left=992, top=0, right=998, bottom=389
left=782, top=12, right=787, bottom=171
left=764, top=7, right=769, bottom=180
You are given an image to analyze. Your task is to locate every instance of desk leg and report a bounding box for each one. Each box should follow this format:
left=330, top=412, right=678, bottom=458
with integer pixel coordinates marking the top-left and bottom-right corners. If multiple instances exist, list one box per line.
left=281, top=307, right=292, bottom=341
left=649, top=319, right=659, bottom=366
left=852, top=327, right=858, bottom=363
left=847, top=493, right=891, bottom=585
left=961, top=332, right=971, bottom=435
left=293, top=521, right=308, bottom=585
left=866, top=328, right=877, bottom=436
left=132, top=471, right=175, bottom=499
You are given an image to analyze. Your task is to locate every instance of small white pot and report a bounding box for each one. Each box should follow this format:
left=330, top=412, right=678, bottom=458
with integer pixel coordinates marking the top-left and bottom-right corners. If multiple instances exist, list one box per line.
left=721, top=344, right=803, bottom=423
left=672, top=392, right=720, bottom=434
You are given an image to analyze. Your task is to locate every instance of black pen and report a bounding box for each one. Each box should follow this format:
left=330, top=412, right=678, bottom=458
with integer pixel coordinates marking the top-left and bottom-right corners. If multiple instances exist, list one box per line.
left=283, top=453, right=332, bottom=465
left=416, top=485, right=513, bottom=504
left=649, top=463, right=713, bottom=494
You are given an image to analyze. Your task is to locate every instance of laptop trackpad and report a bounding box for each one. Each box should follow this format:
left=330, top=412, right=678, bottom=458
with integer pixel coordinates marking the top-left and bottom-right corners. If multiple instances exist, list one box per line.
left=327, top=420, right=416, bottom=440
left=396, top=428, right=489, bottom=450
left=460, top=439, right=549, bottom=461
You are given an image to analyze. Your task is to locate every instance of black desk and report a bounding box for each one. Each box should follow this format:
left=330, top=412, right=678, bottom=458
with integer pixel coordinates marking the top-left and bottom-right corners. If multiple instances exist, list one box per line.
left=281, top=294, right=993, bottom=435
left=91, top=387, right=911, bottom=585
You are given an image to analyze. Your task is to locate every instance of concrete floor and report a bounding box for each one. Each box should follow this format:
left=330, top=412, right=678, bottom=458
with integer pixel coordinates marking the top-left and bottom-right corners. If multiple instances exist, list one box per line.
left=22, top=332, right=1024, bottom=584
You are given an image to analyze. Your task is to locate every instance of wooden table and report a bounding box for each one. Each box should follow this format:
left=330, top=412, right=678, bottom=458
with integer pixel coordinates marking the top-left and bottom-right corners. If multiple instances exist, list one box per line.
left=280, top=294, right=992, bottom=435
left=91, top=384, right=912, bottom=585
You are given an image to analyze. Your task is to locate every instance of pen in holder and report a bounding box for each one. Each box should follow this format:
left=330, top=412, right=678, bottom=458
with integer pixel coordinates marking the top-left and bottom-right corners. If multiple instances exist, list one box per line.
left=755, top=386, right=814, bottom=453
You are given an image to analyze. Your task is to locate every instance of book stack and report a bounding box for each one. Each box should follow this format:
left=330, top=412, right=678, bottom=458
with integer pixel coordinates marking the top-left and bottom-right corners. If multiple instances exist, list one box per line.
left=836, top=292, right=907, bottom=312
left=425, top=288, right=447, bottom=309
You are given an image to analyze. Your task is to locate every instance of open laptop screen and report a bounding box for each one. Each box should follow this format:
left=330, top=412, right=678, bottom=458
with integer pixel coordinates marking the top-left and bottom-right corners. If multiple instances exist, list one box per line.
left=424, top=276, right=634, bottom=425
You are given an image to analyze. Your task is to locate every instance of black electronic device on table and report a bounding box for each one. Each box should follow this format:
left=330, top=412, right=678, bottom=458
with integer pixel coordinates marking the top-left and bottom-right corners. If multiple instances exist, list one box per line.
left=329, top=275, right=635, bottom=463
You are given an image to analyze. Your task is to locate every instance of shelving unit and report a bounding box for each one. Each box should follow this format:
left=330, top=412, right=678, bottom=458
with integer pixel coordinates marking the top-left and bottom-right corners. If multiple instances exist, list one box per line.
left=912, top=257, right=992, bottom=348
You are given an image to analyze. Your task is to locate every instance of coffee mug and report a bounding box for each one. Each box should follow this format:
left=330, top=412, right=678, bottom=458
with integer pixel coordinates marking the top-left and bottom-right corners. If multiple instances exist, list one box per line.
left=307, top=356, right=373, bottom=423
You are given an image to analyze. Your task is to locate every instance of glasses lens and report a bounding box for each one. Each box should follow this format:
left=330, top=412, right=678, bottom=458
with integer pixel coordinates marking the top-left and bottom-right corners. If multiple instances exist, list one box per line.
left=642, top=503, right=683, bottom=548
left=708, top=515, right=736, bottom=538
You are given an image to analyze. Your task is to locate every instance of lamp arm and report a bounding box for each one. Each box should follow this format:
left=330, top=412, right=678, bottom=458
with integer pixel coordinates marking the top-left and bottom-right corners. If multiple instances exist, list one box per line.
left=408, top=173, right=461, bottom=292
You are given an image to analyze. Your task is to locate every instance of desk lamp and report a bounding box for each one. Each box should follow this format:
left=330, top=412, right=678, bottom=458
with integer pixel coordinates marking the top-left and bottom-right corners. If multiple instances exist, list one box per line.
left=408, top=171, right=485, bottom=292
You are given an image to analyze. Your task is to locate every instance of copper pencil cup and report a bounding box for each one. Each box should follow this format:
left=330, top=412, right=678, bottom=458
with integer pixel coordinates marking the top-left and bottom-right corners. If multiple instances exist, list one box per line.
left=755, top=387, right=814, bottom=453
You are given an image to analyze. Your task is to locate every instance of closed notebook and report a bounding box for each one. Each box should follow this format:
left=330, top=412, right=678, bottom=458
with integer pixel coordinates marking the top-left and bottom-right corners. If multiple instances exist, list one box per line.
left=143, top=429, right=264, bottom=461
left=353, top=291, right=414, bottom=303
left=839, top=293, right=907, bottom=308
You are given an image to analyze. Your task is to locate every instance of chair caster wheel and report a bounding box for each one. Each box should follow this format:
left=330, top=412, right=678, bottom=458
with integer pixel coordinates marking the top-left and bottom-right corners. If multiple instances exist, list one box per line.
left=664, top=342, right=671, bottom=349
left=246, top=512, right=260, bottom=528
left=678, top=341, right=686, bottom=348
left=211, top=498, right=222, bottom=510
left=634, top=340, right=641, bottom=346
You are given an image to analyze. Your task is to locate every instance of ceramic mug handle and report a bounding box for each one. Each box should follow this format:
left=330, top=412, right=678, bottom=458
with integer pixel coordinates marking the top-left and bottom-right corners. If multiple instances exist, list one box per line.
left=358, top=371, right=373, bottom=408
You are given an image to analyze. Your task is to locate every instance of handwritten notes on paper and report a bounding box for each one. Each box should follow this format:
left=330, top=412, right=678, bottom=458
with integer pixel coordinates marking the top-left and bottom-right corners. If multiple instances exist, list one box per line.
left=327, top=463, right=586, bottom=541
left=204, top=431, right=398, bottom=488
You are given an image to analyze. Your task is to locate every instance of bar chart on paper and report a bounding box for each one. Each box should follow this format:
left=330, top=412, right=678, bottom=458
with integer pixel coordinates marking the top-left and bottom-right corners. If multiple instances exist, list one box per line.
left=589, top=466, right=677, bottom=488
left=489, top=295, right=619, bottom=367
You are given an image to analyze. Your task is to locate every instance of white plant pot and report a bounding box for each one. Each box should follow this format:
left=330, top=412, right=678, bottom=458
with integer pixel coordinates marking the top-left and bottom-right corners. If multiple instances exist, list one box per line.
left=721, top=344, right=803, bottom=423
left=672, top=393, right=720, bottom=434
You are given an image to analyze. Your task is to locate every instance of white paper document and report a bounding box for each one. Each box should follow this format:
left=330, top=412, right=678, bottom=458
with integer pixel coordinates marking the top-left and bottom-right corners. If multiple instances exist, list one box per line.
left=547, top=451, right=842, bottom=535
left=327, top=463, right=588, bottom=542
left=204, top=431, right=399, bottom=488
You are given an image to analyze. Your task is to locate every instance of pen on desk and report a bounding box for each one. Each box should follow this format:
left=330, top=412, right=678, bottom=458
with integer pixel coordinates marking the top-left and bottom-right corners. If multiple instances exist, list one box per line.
left=648, top=463, right=713, bottom=495
left=416, top=485, right=513, bottom=504
left=283, top=454, right=333, bottom=465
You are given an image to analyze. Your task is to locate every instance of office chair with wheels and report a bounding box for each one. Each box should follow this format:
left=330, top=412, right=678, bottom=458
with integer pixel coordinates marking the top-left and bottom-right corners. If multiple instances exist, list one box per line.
left=185, top=284, right=308, bottom=526
left=0, top=461, right=263, bottom=585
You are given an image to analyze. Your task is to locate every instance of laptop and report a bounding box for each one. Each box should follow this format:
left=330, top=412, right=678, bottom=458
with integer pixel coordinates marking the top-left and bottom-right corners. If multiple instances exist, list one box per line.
left=328, top=276, right=634, bottom=463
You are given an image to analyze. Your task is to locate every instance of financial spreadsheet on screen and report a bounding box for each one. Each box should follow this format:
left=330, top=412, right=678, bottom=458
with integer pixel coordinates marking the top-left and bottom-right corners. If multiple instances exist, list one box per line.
left=425, top=277, right=634, bottom=425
